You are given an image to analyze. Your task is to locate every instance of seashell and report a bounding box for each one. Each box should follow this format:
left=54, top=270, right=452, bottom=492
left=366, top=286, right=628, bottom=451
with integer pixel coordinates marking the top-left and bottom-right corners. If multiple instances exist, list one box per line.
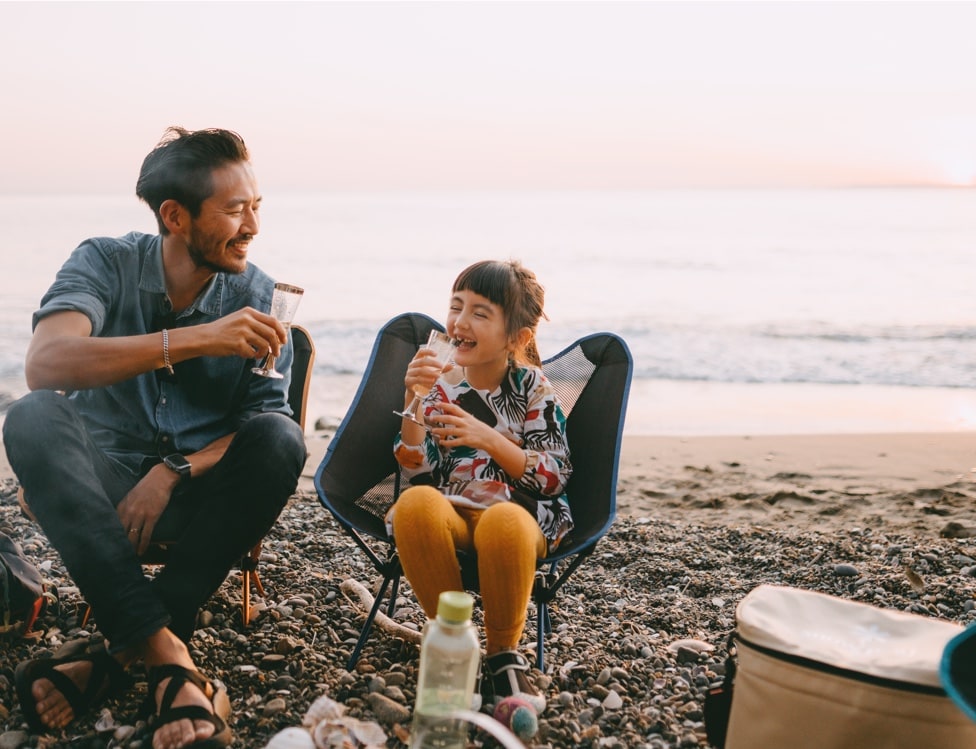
left=303, top=693, right=346, bottom=726
left=94, top=708, right=118, bottom=733
left=666, top=638, right=714, bottom=655
left=113, top=725, right=137, bottom=743
left=311, top=722, right=351, bottom=749
left=265, top=726, right=316, bottom=749
left=348, top=718, right=388, bottom=746
left=904, top=565, right=926, bottom=593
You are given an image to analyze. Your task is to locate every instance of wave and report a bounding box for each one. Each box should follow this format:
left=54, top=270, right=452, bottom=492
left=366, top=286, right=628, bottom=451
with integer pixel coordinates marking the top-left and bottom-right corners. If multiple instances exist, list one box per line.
left=298, top=318, right=976, bottom=390
left=0, top=318, right=971, bottom=397
left=758, top=324, right=976, bottom=343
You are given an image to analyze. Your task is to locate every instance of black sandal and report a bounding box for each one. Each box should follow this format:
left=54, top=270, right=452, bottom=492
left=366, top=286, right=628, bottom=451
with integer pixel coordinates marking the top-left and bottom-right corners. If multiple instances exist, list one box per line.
left=14, top=649, right=132, bottom=734
left=147, top=664, right=232, bottom=749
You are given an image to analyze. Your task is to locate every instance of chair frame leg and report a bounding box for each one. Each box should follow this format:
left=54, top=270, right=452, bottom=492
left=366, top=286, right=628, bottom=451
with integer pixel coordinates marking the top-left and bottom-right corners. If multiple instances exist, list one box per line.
left=346, top=572, right=400, bottom=670
left=241, top=543, right=264, bottom=627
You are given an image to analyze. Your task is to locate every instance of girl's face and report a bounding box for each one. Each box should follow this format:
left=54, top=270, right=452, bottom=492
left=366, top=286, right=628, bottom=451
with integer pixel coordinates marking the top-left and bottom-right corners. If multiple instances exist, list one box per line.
left=446, top=289, right=513, bottom=371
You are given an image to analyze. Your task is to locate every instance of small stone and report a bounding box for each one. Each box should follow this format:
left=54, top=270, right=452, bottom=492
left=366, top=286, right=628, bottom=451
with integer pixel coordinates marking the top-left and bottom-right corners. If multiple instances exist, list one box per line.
left=264, top=697, right=288, bottom=717
left=833, top=564, right=859, bottom=577
left=0, top=732, right=29, bottom=749
left=366, top=692, right=411, bottom=725
left=275, top=636, right=300, bottom=655
left=261, top=654, right=288, bottom=671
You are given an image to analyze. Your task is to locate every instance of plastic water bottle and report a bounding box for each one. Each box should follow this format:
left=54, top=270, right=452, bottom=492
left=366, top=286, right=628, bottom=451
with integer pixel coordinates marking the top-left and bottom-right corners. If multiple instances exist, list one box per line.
left=410, top=591, right=481, bottom=749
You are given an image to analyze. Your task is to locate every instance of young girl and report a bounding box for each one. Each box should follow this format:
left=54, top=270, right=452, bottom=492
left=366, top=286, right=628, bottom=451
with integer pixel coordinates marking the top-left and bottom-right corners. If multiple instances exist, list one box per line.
left=390, top=259, right=573, bottom=712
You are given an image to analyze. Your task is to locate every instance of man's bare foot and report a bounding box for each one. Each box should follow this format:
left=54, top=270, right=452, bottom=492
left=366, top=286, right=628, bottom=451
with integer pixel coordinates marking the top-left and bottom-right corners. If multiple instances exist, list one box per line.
left=142, top=629, right=230, bottom=749
left=14, top=648, right=132, bottom=734
left=151, top=671, right=219, bottom=749
left=30, top=660, right=93, bottom=729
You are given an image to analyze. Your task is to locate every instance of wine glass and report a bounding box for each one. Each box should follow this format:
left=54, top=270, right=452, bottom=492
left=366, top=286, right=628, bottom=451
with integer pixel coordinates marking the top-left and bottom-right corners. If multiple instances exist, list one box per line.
left=252, top=282, right=304, bottom=379
left=393, top=329, right=456, bottom=425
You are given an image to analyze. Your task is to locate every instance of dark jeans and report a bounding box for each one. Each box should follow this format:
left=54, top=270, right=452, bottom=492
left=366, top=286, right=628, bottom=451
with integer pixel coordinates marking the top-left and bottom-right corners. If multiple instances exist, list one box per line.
left=2, top=390, right=307, bottom=652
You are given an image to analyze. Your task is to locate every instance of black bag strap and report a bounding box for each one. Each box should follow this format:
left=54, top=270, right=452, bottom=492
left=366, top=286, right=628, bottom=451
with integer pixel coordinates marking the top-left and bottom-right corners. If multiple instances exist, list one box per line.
left=704, top=631, right=738, bottom=749
left=0, top=531, right=46, bottom=635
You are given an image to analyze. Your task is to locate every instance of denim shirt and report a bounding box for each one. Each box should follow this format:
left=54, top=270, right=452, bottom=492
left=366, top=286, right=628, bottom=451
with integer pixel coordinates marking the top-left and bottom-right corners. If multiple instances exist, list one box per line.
left=33, top=231, right=294, bottom=474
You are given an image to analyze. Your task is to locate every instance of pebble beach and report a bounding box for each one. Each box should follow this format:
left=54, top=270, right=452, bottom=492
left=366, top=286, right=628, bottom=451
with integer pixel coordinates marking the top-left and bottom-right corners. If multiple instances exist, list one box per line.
left=1, top=429, right=975, bottom=748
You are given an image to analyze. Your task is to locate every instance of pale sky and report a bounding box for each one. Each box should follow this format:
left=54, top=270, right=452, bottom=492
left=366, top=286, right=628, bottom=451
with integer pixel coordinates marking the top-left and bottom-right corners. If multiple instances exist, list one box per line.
left=3, top=0, right=976, bottom=193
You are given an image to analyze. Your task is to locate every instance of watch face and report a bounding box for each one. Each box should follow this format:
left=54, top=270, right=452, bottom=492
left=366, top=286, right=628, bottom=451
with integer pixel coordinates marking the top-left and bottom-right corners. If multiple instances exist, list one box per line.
left=164, top=454, right=191, bottom=476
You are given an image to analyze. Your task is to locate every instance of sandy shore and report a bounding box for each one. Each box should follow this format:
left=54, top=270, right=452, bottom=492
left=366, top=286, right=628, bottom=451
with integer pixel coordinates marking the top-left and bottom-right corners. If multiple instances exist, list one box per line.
left=300, top=430, right=976, bottom=537
left=4, top=429, right=974, bottom=537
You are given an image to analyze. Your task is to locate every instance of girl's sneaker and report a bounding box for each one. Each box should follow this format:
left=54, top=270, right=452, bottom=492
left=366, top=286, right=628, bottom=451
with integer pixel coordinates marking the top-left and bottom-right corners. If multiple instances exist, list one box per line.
left=484, top=650, right=546, bottom=713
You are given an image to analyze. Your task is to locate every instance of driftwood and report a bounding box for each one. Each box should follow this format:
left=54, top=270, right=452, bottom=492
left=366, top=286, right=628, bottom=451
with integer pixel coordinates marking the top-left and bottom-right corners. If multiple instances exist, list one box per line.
left=340, top=578, right=423, bottom=646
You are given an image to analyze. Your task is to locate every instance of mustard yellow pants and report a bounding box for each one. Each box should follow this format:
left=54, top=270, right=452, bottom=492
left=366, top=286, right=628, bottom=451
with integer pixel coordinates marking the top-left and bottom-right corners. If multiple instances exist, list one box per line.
left=391, top=485, right=546, bottom=654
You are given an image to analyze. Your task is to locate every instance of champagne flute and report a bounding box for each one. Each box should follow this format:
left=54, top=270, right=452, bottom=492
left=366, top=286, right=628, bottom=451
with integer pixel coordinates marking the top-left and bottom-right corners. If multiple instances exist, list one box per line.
left=252, top=282, right=304, bottom=379
left=393, top=329, right=456, bottom=425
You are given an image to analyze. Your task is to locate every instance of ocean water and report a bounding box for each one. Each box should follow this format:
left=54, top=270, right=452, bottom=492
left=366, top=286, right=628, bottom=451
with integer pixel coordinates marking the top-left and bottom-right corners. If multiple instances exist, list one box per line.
left=2, top=188, right=975, bottom=435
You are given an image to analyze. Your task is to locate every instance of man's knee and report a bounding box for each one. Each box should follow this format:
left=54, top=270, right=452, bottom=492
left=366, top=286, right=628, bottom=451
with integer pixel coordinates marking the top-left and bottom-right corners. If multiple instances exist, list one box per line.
left=3, top=390, right=67, bottom=445
left=3, top=391, right=75, bottom=475
left=232, top=413, right=306, bottom=502
left=243, top=412, right=305, bottom=455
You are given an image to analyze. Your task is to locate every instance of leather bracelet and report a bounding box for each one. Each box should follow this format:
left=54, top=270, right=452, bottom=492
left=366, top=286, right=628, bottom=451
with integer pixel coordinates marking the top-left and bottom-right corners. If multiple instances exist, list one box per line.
left=162, top=329, right=175, bottom=375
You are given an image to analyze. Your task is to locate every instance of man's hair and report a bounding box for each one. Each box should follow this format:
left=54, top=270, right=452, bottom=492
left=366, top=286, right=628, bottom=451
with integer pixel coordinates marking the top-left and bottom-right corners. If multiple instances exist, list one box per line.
left=136, top=126, right=250, bottom=235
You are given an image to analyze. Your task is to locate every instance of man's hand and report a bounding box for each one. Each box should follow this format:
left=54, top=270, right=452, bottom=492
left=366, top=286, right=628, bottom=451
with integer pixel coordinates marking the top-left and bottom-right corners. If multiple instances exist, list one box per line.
left=116, top=465, right=180, bottom=555
left=194, top=307, right=287, bottom=361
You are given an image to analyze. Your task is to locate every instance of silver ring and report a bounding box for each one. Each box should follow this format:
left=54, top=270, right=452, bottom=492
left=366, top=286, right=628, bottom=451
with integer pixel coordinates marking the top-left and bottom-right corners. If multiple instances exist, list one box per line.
left=129, top=528, right=138, bottom=535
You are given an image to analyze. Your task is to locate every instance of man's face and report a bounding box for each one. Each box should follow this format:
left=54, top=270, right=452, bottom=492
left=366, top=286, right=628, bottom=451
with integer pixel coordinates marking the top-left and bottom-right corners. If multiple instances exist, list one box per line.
left=186, top=161, right=261, bottom=275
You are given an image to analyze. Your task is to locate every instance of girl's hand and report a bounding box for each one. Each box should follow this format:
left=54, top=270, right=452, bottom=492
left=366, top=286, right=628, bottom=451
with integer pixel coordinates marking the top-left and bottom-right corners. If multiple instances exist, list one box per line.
left=429, top=401, right=496, bottom=451
left=403, top=349, right=452, bottom=396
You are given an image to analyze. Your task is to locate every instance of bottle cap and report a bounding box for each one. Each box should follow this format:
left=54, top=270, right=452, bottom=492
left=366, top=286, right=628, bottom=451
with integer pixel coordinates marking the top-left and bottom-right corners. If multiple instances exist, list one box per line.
left=436, top=591, right=474, bottom=623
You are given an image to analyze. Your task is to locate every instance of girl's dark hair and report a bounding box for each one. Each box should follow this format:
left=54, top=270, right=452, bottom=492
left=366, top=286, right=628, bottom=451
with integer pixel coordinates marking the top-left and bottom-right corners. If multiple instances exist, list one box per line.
left=135, top=126, right=250, bottom=234
left=452, top=259, right=548, bottom=366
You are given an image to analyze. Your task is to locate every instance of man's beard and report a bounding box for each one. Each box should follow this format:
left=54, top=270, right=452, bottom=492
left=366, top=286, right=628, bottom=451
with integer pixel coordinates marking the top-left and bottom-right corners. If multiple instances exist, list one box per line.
left=187, top=232, right=251, bottom=275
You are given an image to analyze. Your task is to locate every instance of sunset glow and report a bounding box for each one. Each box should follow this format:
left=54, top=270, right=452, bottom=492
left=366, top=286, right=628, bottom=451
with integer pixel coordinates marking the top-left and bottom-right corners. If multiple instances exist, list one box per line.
left=2, top=1, right=976, bottom=193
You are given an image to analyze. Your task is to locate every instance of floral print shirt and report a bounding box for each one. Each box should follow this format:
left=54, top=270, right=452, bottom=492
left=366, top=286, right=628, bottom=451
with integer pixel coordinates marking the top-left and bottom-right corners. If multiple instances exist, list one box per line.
left=394, top=365, right=574, bottom=550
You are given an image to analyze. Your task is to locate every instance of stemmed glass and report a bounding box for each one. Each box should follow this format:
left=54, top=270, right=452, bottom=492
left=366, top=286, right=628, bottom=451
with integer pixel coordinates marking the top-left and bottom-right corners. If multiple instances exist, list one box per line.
left=393, top=329, right=456, bottom=425
left=252, top=282, right=304, bottom=379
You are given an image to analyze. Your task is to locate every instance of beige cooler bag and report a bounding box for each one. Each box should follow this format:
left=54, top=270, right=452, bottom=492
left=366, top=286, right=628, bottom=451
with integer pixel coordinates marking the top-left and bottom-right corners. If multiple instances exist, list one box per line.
left=723, top=584, right=976, bottom=749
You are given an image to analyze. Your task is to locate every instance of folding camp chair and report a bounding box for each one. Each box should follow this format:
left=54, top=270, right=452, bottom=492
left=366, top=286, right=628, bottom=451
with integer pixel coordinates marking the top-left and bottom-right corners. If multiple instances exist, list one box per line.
left=16, top=324, right=316, bottom=628
left=239, top=323, right=315, bottom=624
left=315, top=312, right=632, bottom=670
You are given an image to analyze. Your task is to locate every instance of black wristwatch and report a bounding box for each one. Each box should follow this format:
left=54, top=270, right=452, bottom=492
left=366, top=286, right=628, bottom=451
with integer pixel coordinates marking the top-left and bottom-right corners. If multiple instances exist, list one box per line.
left=163, top=453, right=192, bottom=482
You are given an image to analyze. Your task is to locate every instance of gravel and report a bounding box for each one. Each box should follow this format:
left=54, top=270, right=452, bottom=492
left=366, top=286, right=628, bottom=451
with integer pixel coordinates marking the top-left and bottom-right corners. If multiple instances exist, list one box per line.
left=1, top=476, right=975, bottom=748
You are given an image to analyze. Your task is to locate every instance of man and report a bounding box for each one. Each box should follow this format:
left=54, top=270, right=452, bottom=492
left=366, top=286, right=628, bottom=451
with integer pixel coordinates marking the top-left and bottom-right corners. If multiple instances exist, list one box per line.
left=2, top=127, right=307, bottom=749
